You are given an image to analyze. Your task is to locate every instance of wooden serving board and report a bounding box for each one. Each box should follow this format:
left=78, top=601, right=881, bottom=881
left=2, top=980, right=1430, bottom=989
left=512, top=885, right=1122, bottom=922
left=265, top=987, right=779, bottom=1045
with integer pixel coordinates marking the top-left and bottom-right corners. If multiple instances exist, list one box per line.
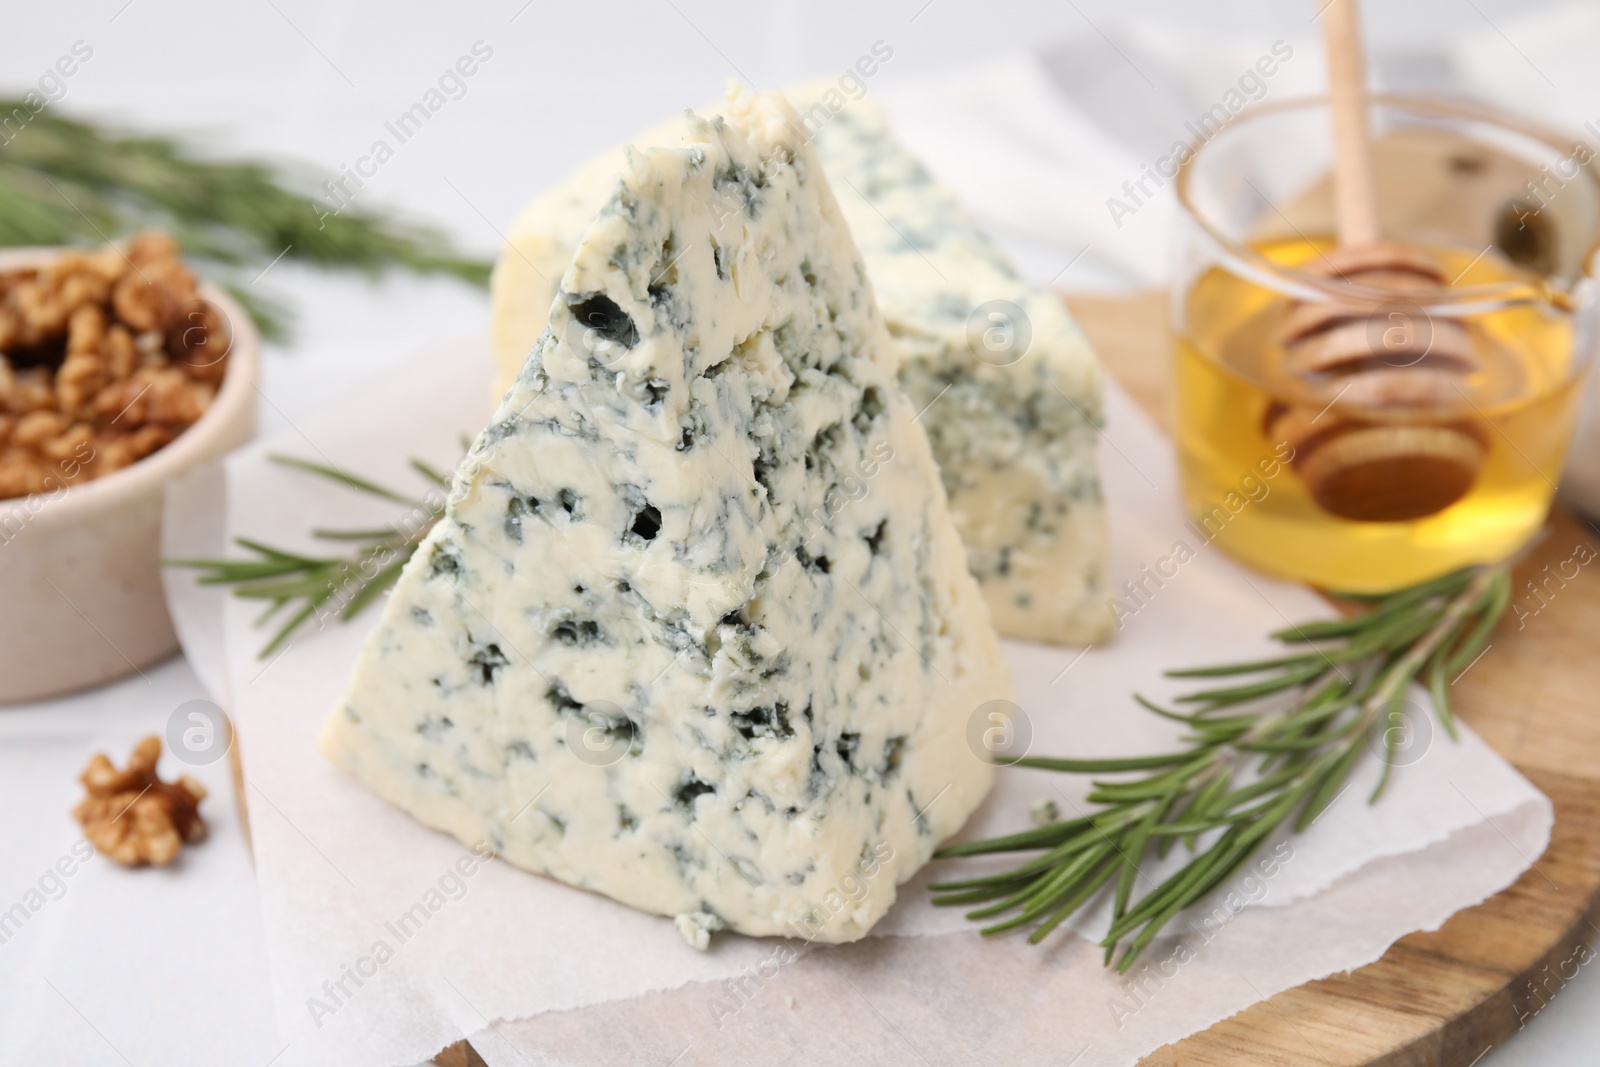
left=1065, top=290, right=1600, bottom=1067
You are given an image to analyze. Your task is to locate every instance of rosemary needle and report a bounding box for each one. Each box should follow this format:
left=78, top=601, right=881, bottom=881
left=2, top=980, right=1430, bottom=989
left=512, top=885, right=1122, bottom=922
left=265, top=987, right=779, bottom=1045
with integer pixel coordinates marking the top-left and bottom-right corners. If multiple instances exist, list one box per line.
left=930, top=564, right=1513, bottom=971
left=165, top=453, right=452, bottom=657
left=0, top=100, right=490, bottom=340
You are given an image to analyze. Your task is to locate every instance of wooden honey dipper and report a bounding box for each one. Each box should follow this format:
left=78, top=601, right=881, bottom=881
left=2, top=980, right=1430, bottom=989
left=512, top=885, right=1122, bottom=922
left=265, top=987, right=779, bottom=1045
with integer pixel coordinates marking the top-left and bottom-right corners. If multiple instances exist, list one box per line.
left=1263, top=0, right=1485, bottom=523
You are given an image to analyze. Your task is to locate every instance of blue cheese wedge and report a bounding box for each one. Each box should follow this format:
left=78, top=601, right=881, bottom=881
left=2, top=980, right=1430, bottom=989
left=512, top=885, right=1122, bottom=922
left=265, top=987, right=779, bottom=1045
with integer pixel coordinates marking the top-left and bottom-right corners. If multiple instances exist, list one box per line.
left=491, top=89, right=1112, bottom=645
left=322, top=88, right=1010, bottom=946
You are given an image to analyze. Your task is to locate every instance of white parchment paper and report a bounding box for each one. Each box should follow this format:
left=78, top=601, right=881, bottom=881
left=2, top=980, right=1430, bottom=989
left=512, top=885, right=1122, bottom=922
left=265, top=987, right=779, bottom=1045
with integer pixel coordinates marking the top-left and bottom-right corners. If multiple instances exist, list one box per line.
left=163, top=336, right=1551, bottom=1067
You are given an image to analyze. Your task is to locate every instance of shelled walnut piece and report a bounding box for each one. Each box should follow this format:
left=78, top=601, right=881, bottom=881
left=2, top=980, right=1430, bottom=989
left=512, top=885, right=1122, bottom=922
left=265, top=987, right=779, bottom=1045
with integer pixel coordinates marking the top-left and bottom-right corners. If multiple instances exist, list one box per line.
left=0, top=231, right=230, bottom=500
left=73, top=735, right=207, bottom=867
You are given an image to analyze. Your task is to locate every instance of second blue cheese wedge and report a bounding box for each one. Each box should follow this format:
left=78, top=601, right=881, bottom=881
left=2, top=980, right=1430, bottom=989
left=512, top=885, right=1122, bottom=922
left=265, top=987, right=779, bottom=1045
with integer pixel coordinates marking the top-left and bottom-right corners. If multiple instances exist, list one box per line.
left=491, top=91, right=1113, bottom=645
left=321, top=88, right=1011, bottom=945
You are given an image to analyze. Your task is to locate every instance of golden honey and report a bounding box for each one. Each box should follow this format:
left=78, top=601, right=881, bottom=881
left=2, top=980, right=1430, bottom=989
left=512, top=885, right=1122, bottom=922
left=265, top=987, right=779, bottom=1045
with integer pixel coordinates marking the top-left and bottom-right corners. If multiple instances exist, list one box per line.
left=1174, top=236, right=1585, bottom=592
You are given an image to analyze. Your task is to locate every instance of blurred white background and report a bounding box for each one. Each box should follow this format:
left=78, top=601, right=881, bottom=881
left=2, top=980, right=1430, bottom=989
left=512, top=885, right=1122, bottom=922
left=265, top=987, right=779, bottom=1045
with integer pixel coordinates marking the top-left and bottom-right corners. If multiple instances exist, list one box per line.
left=1, top=1, right=1595, bottom=1063
left=0, top=0, right=1589, bottom=424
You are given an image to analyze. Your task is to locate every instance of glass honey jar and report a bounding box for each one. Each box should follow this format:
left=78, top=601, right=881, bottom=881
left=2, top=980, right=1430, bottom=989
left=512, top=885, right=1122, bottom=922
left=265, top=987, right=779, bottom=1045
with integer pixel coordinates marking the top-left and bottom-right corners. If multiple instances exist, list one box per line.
left=1171, top=95, right=1600, bottom=592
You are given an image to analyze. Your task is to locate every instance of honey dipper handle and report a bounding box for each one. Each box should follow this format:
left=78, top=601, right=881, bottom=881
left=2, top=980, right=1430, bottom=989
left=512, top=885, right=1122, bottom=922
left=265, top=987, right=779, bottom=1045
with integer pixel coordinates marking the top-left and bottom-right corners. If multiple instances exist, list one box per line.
left=1321, top=0, right=1380, bottom=246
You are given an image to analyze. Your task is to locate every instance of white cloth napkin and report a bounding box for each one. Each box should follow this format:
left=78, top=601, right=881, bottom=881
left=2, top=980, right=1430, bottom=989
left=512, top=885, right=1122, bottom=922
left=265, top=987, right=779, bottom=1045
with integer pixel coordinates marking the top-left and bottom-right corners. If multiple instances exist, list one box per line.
left=159, top=336, right=1550, bottom=1067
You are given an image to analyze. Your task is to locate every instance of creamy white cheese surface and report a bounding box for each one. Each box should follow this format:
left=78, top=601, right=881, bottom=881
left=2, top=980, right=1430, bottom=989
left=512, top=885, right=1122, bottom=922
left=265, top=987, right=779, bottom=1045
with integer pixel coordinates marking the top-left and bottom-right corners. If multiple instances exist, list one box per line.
left=491, top=89, right=1111, bottom=645
left=322, top=88, right=1011, bottom=945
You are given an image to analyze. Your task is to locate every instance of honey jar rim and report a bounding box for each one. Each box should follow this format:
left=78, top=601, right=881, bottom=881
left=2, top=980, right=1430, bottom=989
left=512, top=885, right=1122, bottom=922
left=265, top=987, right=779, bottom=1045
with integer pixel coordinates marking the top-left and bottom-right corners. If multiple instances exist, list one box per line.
left=1174, top=92, right=1600, bottom=315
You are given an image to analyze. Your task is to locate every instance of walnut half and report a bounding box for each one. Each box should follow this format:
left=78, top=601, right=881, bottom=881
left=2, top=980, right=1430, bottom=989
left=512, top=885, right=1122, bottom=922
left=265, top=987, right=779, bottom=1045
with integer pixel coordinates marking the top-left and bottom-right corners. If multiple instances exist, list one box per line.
left=73, top=735, right=207, bottom=867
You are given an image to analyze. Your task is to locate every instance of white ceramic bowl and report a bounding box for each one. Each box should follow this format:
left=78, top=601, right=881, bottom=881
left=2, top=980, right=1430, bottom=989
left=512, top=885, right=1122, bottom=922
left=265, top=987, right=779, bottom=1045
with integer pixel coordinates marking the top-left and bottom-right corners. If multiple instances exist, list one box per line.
left=0, top=247, right=258, bottom=704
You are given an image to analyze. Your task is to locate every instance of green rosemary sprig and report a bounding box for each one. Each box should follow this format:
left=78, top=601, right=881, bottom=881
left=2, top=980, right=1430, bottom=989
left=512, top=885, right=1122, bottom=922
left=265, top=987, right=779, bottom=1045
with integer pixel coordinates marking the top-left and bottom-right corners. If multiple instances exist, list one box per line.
left=0, top=101, right=490, bottom=340
left=931, top=564, right=1513, bottom=971
left=165, top=454, right=450, bottom=657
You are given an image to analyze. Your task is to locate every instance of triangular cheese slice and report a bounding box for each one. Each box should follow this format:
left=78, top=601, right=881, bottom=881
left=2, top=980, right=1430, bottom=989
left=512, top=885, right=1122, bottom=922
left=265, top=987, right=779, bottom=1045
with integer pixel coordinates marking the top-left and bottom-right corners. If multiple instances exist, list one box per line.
left=489, top=87, right=1112, bottom=647
left=321, top=88, right=1010, bottom=944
